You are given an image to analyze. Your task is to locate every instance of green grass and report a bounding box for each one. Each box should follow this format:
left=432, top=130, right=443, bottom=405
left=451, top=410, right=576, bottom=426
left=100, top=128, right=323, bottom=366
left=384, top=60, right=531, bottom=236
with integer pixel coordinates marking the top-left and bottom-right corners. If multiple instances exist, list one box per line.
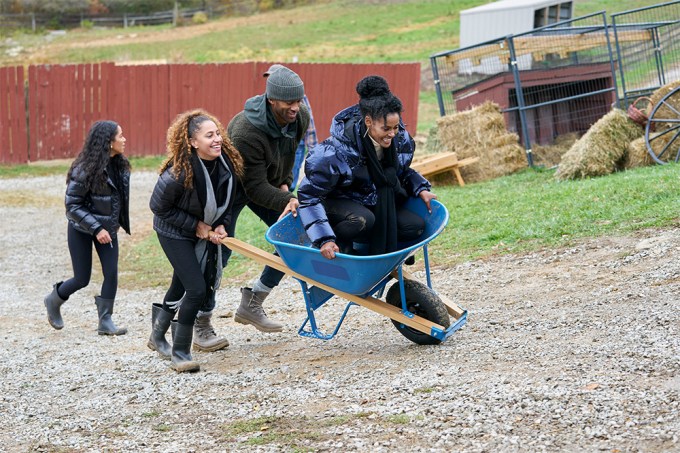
left=0, top=155, right=162, bottom=179
left=3, top=162, right=678, bottom=287
left=427, top=163, right=680, bottom=265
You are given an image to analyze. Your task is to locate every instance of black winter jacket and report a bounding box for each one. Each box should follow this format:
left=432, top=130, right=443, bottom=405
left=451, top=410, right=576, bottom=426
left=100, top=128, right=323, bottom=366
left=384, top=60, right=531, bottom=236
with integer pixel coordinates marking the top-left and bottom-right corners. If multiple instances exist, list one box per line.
left=228, top=94, right=310, bottom=212
left=150, top=153, right=238, bottom=240
left=65, top=164, right=130, bottom=238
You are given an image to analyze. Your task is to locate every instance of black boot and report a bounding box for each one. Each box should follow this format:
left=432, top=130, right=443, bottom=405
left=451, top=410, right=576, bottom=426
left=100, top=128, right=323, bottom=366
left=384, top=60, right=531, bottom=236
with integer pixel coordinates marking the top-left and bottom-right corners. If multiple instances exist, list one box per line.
left=94, top=296, right=127, bottom=336
left=44, top=282, right=66, bottom=330
left=147, top=303, right=173, bottom=359
left=171, top=321, right=200, bottom=373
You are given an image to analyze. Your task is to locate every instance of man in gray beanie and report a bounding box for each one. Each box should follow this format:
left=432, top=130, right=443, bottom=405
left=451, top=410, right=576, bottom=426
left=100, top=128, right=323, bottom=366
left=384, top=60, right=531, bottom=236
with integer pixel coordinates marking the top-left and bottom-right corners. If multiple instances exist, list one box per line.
left=225, top=65, right=310, bottom=333
left=264, top=64, right=317, bottom=191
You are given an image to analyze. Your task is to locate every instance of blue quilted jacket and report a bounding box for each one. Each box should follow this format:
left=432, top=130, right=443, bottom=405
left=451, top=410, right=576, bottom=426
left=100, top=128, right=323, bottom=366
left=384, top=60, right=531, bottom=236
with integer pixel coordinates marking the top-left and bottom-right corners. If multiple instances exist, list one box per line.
left=297, top=104, right=431, bottom=245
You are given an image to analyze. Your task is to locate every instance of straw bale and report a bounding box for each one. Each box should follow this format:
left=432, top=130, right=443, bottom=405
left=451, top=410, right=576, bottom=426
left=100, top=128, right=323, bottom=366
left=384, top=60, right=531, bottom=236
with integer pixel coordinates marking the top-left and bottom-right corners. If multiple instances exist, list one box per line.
left=623, top=136, right=655, bottom=169
left=435, top=102, right=526, bottom=183
left=555, top=108, right=644, bottom=180
left=532, top=132, right=579, bottom=168
left=648, top=80, right=680, bottom=130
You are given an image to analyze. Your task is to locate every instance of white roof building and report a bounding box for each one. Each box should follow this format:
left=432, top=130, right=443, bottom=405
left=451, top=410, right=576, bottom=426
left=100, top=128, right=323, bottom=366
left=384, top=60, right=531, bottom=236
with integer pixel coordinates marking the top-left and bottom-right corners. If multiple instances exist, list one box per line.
left=459, top=0, right=573, bottom=48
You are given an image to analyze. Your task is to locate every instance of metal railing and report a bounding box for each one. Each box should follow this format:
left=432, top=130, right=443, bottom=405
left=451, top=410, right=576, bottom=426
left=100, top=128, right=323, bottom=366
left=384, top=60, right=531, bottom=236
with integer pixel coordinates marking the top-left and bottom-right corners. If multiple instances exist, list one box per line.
left=431, top=12, right=616, bottom=166
left=612, top=0, right=680, bottom=108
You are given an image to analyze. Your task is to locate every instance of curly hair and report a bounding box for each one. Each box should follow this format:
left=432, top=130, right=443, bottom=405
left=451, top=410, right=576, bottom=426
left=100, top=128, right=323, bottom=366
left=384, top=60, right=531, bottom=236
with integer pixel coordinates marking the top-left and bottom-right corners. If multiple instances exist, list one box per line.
left=67, top=120, right=129, bottom=191
left=161, top=109, right=244, bottom=189
left=356, top=75, right=403, bottom=123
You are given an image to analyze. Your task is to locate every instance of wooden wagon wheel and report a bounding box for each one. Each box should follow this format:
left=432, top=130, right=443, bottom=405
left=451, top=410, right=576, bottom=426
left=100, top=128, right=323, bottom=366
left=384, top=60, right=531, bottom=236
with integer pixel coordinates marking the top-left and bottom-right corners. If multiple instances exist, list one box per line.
left=645, top=86, right=680, bottom=164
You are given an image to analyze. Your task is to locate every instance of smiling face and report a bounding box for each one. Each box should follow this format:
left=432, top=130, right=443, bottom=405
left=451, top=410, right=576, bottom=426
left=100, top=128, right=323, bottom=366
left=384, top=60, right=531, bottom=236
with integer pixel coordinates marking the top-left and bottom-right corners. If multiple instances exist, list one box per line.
left=269, top=99, right=301, bottom=126
left=190, top=119, right=222, bottom=160
left=109, top=126, right=126, bottom=156
left=365, top=112, right=400, bottom=148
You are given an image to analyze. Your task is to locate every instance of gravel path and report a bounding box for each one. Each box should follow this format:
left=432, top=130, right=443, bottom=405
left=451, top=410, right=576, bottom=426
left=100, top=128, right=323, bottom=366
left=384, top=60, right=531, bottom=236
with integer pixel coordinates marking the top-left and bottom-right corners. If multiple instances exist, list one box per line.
left=0, top=172, right=678, bottom=452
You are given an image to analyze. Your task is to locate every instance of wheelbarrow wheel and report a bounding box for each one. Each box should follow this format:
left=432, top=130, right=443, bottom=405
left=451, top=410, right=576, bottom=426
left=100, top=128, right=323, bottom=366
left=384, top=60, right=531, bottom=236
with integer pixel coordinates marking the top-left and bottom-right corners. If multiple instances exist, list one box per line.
left=385, top=279, right=450, bottom=345
left=645, top=86, right=680, bottom=164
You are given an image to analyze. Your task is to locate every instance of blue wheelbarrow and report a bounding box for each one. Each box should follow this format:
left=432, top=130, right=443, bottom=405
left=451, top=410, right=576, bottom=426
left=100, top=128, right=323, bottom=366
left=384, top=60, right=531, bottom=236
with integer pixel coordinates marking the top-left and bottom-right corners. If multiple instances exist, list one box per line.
left=222, top=198, right=467, bottom=345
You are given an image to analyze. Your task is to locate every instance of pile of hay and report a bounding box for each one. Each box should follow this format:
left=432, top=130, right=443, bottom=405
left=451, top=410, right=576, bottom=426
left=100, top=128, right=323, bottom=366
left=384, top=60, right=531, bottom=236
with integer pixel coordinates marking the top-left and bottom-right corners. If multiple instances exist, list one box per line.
left=532, top=132, right=580, bottom=169
left=623, top=136, right=655, bottom=169
left=555, top=108, right=644, bottom=180
left=435, top=101, right=526, bottom=183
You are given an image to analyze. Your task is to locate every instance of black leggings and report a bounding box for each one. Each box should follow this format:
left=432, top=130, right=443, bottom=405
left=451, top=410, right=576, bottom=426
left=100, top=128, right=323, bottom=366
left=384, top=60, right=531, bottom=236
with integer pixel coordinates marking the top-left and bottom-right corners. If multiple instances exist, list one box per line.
left=157, top=234, right=206, bottom=326
left=323, top=198, right=425, bottom=247
left=58, top=223, right=118, bottom=300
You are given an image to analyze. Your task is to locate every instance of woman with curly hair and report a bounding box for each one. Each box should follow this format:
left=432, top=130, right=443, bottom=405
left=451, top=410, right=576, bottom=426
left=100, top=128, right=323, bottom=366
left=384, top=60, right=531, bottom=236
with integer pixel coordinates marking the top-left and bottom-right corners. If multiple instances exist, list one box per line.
left=148, top=109, right=243, bottom=373
left=43, top=120, right=130, bottom=335
left=297, top=75, right=437, bottom=259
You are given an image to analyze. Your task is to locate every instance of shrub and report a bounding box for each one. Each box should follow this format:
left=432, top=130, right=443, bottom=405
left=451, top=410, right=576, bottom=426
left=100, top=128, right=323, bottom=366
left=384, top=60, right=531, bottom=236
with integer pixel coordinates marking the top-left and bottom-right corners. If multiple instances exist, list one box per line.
left=192, top=12, right=208, bottom=24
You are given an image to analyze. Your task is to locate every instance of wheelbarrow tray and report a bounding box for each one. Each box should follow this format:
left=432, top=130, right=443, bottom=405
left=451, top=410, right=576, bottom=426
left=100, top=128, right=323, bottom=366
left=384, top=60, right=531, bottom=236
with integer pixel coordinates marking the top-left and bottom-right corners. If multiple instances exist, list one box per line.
left=265, top=198, right=449, bottom=296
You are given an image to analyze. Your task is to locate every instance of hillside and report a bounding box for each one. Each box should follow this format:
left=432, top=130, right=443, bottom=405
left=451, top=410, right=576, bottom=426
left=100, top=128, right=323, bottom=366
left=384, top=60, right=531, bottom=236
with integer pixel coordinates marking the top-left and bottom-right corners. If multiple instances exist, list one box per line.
left=0, top=0, right=667, bottom=133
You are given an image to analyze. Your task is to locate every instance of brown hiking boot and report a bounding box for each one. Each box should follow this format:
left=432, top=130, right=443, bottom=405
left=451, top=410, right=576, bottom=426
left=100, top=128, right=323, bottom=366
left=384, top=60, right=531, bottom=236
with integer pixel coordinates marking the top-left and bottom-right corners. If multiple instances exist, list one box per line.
left=193, top=312, right=229, bottom=352
left=234, top=287, right=283, bottom=333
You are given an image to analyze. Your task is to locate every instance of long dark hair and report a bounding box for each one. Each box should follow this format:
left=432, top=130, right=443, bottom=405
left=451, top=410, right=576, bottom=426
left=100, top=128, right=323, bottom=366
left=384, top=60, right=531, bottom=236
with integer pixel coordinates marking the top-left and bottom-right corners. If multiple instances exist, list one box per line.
left=356, top=75, right=403, bottom=123
left=67, top=120, right=129, bottom=191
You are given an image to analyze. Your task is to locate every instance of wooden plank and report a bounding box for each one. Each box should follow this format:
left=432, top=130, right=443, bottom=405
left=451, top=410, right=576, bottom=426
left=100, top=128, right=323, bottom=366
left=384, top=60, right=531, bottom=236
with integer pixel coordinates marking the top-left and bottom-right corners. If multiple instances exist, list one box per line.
left=221, top=237, right=445, bottom=336
left=411, top=152, right=480, bottom=185
left=412, top=152, right=459, bottom=175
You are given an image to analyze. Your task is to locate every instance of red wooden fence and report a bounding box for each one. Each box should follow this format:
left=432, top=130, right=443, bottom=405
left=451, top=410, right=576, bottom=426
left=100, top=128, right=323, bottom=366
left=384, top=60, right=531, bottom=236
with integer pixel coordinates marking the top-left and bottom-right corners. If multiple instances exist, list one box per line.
left=1, top=62, right=420, bottom=164
left=0, top=66, right=28, bottom=164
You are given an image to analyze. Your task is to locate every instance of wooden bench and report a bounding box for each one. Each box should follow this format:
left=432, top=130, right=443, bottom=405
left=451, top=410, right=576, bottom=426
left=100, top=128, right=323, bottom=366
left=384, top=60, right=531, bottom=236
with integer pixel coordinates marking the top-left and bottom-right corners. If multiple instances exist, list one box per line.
left=411, top=152, right=480, bottom=186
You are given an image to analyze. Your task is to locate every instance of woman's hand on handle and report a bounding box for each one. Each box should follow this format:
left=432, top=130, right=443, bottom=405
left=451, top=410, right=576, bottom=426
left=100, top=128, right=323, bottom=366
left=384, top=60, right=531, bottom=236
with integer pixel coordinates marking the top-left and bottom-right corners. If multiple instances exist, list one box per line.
left=196, top=220, right=212, bottom=240
left=209, top=225, right=228, bottom=244
left=419, top=190, right=437, bottom=213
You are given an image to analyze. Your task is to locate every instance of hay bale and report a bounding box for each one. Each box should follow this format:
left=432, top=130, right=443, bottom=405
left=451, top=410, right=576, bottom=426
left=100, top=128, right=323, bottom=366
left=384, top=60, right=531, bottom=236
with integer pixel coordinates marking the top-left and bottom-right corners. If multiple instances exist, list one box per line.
left=623, top=136, right=655, bottom=169
left=555, top=108, right=643, bottom=180
left=435, top=101, right=526, bottom=183
left=648, top=80, right=680, bottom=129
left=532, top=132, right=580, bottom=168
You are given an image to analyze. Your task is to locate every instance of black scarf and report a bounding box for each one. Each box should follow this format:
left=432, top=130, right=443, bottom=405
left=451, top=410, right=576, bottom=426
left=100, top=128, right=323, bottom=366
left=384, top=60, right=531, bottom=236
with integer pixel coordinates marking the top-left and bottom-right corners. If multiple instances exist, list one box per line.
left=360, top=123, right=407, bottom=255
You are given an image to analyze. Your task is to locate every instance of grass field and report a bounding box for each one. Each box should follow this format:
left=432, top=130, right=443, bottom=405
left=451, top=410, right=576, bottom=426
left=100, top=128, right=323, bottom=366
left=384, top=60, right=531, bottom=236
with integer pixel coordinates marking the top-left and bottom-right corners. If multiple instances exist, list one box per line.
left=0, top=0, right=666, bottom=134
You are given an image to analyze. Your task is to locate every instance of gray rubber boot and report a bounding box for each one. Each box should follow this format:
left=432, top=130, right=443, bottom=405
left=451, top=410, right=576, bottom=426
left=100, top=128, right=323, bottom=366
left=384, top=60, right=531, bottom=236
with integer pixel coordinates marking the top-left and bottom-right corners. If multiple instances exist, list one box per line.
left=193, top=312, right=229, bottom=352
left=44, top=282, right=66, bottom=330
left=94, top=296, right=128, bottom=336
left=234, top=287, right=283, bottom=332
left=171, top=321, right=200, bottom=373
left=147, top=303, right=173, bottom=359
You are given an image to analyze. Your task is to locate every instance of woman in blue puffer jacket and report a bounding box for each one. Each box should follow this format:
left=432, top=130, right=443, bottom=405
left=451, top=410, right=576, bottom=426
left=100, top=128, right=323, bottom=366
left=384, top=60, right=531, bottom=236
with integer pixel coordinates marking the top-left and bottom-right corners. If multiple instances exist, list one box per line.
left=297, top=75, right=437, bottom=260
left=43, top=120, right=130, bottom=335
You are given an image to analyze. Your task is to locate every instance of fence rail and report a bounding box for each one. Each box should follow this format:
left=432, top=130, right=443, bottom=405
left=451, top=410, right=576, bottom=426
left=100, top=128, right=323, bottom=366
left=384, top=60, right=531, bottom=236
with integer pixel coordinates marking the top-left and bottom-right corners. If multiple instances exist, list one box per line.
left=0, top=62, right=420, bottom=164
left=612, top=0, right=680, bottom=107
left=431, top=12, right=615, bottom=166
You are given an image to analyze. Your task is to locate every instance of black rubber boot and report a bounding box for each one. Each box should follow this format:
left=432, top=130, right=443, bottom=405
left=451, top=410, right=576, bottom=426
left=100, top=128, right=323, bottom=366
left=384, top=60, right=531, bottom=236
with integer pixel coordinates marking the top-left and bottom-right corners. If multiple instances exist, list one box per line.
left=94, top=296, right=128, bottom=336
left=147, top=303, right=173, bottom=359
left=170, top=321, right=200, bottom=373
left=44, top=282, right=66, bottom=330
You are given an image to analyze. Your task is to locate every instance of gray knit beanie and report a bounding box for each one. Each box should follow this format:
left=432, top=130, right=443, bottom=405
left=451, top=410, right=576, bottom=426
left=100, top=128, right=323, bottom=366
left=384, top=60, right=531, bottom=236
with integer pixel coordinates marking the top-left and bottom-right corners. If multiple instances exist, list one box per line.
left=266, top=67, right=304, bottom=101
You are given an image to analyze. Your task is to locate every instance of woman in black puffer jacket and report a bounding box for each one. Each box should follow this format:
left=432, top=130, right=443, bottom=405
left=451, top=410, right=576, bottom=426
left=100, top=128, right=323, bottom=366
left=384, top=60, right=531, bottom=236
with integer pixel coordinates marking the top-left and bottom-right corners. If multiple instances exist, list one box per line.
left=43, top=120, right=130, bottom=336
left=148, top=109, right=243, bottom=373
